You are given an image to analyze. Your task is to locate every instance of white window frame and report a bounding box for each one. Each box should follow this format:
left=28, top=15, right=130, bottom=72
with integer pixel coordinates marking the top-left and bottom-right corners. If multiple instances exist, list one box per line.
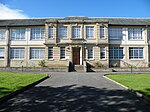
left=30, top=48, right=45, bottom=59
left=128, top=28, right=143, bottom=40
left=72, top=26, right=82, bottom=39
left=10, top=48, right=25, bottom=60
left=87, top=47, right=94, bottom=59
left=100, top=47, right=106, bottom=59
left=109, top=47, right=124, bottom=59
left=129, top=47, right=144, bottom=59
left=0, top=48, right=4, bottom=59
left=48, top=47, right=53, bottom=59
left=48, top=26, right=54, bottom=38
left=58, top=26, right=68, bottom=39
left=100, top=26, right=105, bottom=39
left=109, top=28, right=123, bottom=40
left=86, top=26, right=94, bottom=39
left=60, top=47, right=66, bottom=59
left=11, top=28, right=25, bottom=40
left=0, top=29, right=6, bottom=40
left=30, top=28, right=45, bottom=40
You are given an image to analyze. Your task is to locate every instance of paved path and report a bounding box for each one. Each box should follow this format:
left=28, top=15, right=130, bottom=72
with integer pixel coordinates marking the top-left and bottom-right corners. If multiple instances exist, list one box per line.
left=0, top=72, right=150, bottom=112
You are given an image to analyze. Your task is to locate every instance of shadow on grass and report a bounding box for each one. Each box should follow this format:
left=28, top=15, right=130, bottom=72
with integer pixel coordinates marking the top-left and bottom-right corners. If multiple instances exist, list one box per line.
left=0, top=85, right=150, bottom=112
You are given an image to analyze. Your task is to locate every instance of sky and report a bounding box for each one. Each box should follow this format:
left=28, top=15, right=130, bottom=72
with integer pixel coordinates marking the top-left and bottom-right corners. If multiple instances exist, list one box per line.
left=0, top=0, right=150, bottom=19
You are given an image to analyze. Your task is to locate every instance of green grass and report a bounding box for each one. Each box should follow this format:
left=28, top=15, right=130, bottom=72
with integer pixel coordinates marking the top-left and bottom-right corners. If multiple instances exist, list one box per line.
left=106, top=74, right=150, bottom=97
left=0, top=72, right=47, bottom=98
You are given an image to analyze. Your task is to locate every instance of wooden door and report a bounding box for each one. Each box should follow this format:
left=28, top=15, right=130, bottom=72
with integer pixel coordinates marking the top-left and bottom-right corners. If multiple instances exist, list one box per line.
left=73, top=48, right=80, bottom=65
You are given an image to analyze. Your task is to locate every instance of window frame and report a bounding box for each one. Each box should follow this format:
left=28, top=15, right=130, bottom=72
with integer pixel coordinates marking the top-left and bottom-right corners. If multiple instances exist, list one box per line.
left=10, top=28, right=26, bottom=40
left=0, top=48, right=4, bottom=59
left=128, top=28, right=143, bottom=40
left=100, top=47, right=106, bottom=59
left=48, top=26, right=54, bottom=39
left=100, top=26, right=105, bottom=39
left=108, top=28, right=123, bottom=40
left=109, top=47, right=124, bottom=60
left=10, top=48, right=25, bottom=60
left=86, top=26, right=94, bottom=39
left=87, top=47, right=94, bottom=60
left=58, top=26, right=68, bottom=39
left=30, top=48, right=45, bottom=60
left=0, top=29, right=6, bottom=40
left=72, top=26, right=82, bottom=39
left=129, top=47, right=144, bottom=59
left=48, top=47, right=53, bottom=59
left=60, top=47, right=66, bottom=59
left=30, top=28, right=45, bottom=40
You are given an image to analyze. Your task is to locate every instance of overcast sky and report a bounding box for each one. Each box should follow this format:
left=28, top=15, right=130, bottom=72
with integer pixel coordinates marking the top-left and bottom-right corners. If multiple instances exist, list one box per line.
left=0, top=0, right=150, bottom=19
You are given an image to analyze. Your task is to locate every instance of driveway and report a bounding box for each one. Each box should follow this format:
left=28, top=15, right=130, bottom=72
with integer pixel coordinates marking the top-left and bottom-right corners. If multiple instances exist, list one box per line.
left=0, top=72, right=150, bottom=112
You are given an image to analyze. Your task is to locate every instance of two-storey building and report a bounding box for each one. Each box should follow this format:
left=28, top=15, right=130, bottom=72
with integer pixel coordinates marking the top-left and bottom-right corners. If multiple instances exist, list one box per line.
left=0, top=17, right=150, bottom=69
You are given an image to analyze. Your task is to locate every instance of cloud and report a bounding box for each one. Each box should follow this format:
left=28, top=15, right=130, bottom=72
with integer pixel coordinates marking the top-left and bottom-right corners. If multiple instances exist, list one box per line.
left=0, top=3, right=28, bottom=19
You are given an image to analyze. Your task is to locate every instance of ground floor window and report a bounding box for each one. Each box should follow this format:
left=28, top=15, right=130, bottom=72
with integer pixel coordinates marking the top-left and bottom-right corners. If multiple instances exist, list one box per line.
left=100, top=47, right=106, bottom=59
left=0, top=48, right=4, bottom=59
left=87, top=47, right=93, bottom=59
left=48, top=47, right=53, bottom=59
left=109, top=47, right=123, bottom=59
left=129, top=47, right=143, bottom=59
left=10, top=48, right=24, bottom=59
left=30, top=48, right=45, bottom=59
left=60, top=47, right=65, bottom=59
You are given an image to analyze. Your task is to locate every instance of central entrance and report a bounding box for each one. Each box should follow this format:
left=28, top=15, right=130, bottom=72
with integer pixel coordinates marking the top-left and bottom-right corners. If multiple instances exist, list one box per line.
left=72, top=47, right=80, bottom=65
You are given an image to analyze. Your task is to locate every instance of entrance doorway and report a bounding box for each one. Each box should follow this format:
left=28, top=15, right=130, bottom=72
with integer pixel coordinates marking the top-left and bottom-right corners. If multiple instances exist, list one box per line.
left=72, top=47, right=80, bottom=65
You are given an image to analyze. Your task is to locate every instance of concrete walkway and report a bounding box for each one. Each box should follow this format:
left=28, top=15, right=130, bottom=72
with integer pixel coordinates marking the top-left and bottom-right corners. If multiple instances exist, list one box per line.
left=0, top=72, right=150, bottom=112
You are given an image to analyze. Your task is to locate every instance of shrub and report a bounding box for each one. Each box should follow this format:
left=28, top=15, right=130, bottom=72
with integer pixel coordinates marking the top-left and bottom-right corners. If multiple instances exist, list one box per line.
left=93, top=61, right=104, bottom=68
left=38, top=60, right=46, bottom=67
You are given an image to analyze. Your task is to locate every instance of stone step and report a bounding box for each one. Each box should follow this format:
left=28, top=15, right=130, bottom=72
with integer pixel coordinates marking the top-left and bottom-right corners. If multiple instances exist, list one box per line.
left=74, top=65, right=85, bottom=72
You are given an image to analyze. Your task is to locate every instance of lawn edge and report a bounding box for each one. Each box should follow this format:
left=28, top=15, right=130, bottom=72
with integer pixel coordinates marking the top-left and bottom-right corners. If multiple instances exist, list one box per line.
left=103, top=74, right=150, bottom=102
left=0, top=74, right=50, bottom=104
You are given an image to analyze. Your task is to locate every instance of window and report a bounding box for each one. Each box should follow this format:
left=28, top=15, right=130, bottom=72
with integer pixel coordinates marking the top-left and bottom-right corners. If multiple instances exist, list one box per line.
left=148, top=29, right=150, bottom=40
left=58, top=26, right=67, bottom=38
left=30, top=48, right=45, bottom=59
left=109, top=47, right=123, bottom=59
left=100, top=26, right=105, bottom=38
left=0, top=29, right=6, bottom=40
left=31, top=28, right=45, bottom=40
left=129, top=47, right=143, bottom=59
left=86, top=26, right=94, bottom=38
left=60, top=47, right=65, bottom=59
left=48, top=47, right=53, bottom=59
left=48, top=26, right=54, bottom=38
left=11, top=29, right=25, bottom=40
left=128, top=28, right=142, bottom=40
left=10, top=48, right=24, bottom=59
left=72, top=26, right=81, bottom=38
left=109, top=28, right=123, bottom=40
left=87, top=47, right=93, bottom=59
left=0, top=48, right=4, bottom=59
left=100, top=47, right=106, bottom=59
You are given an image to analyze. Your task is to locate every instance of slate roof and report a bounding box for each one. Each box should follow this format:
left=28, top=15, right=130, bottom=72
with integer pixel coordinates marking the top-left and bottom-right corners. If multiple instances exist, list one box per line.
left=0, top=17, right=150, bottom=26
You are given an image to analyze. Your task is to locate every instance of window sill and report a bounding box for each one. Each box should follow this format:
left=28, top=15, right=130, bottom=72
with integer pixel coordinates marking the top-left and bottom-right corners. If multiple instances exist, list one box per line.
left=60, top=58, right=67, bottom=61
left=30, top=39, right=45, bottom=41
left=100, top=58, right=107, bottom=61
left=30, top=59, right=44, bottom=60
left=10, top=40, right=26, bottom=41
left=71, top=38, right=84, bottom=40
left=48, top=58, right=54, bottom=60
left=109, top=59, right=124, bottom=60
left=129, top=59, right=144, bottom=60
left=87, top=58, right=94, bottom=61
left=100, top=38, right=107, bottom=40
left=128, top=39, right=144, bottom=41
left=10, top=59, right=24, bottom=60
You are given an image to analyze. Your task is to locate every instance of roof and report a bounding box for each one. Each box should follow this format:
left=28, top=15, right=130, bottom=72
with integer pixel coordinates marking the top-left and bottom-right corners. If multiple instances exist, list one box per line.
left=0, top=17, right=150, bottom=26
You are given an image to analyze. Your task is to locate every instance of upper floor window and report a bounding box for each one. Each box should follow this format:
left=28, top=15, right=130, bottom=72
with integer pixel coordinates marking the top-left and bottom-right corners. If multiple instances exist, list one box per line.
left=0, top=29, right=6, bottom=40
left=60, top=47, right=65, bottom=59
left=48, top=47, right=53, bottom=59
left=129, top=47, right=143, bottom=59
left=109, top=28, right=123, bottom=40
left=86, top=26, right=94, bottom=38
left=148, top=29, right=150, bottom=40
left=10, top=48, right=24, bottom=59
left=109, top=47, right=123, bottom=59
left=58, top=26, right=68, bottom=38
left=31, top=28, right=45, bottom=40
left=30, top=48, right=45, bottom=59
left=128, top=28, right=142, bottom=40
left=11, top=29, right=25, bottom=40
left=87, top=47, right=93, bottom=59
left=100, top=26, right=105, bottom=38
left=72, top=26, right=81, bottom=38
left=48, top=26, right=54, bottom=38
left=100, top=47, right=106, bottom=59
left=0, top=48, right=4, bottom=59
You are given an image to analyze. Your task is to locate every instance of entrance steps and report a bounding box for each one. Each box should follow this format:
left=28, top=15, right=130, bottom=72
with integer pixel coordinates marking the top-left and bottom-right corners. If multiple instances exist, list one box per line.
left=74, top=65, right=85, bottom=72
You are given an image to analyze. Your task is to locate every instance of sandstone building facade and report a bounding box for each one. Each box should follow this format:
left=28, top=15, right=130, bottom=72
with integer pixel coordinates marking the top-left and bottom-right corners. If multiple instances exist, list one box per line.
left=0, top=17, right=150, bottom=68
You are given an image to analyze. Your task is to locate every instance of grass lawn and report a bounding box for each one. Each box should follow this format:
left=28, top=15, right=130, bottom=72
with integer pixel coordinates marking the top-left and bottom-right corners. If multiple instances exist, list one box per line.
left=106, top=74, right=150, bottom=97
left=0, top=72, right=47, bottom=98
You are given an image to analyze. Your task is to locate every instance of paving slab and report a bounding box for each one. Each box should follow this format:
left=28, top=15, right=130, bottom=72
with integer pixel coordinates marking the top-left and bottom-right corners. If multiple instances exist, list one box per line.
left=0, top=72, right=150, bottom=112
